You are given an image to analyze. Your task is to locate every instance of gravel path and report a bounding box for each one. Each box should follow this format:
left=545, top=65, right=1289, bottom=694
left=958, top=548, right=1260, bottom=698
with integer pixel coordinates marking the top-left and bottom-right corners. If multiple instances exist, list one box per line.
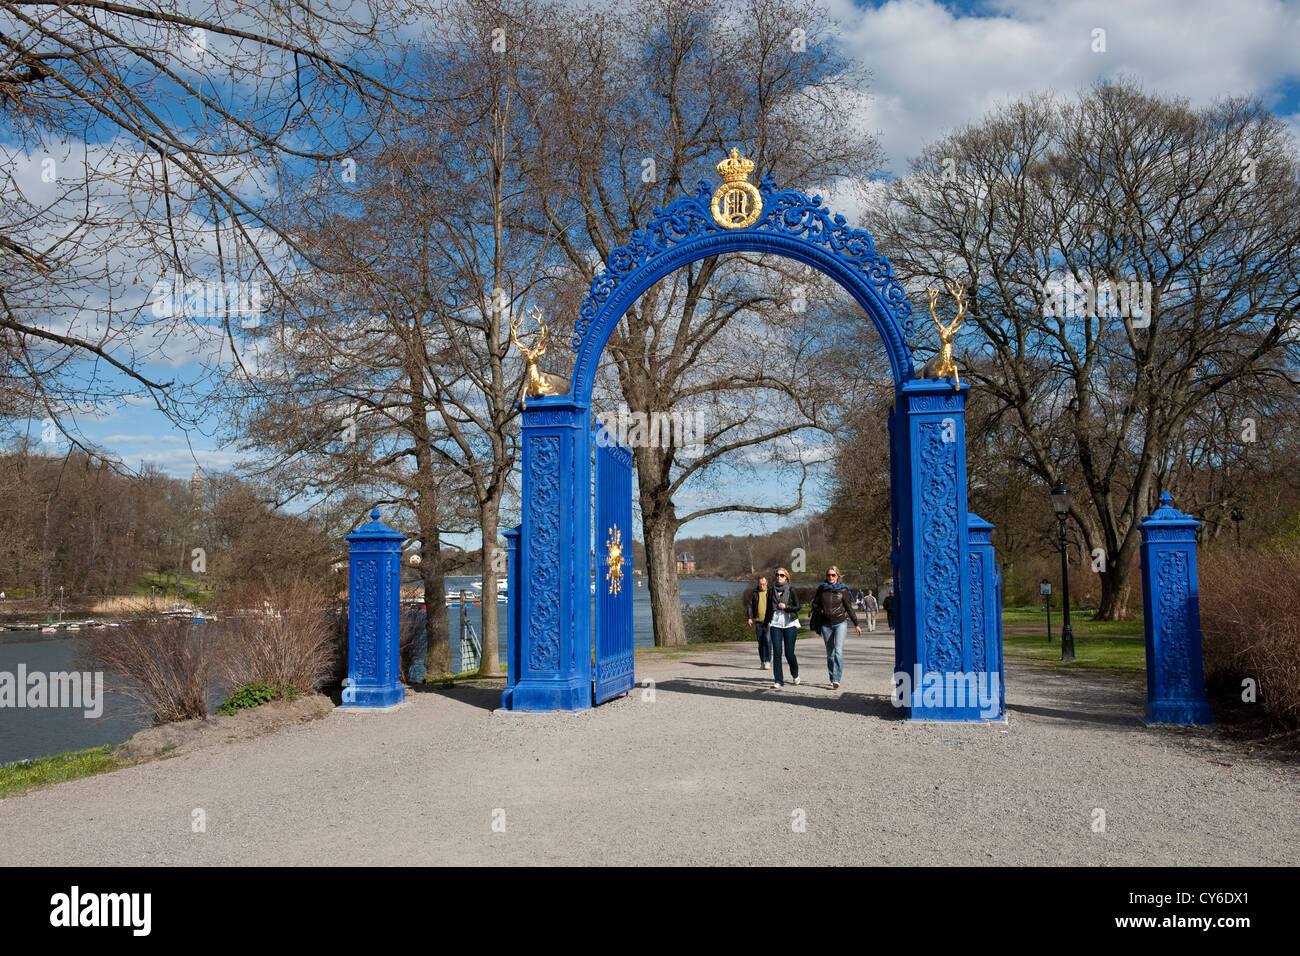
left=0, top=630, right=1295, bottom=866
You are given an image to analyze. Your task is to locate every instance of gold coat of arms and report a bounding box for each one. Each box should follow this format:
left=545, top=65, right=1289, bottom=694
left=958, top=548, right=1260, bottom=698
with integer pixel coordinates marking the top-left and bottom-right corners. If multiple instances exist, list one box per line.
left=711, top=148, right=762, bottom=229
left=605, top=525, right=625, bottom=596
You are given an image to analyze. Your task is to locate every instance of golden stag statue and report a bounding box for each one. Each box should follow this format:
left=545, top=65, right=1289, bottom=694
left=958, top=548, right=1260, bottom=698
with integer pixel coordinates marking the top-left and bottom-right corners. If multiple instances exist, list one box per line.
left=920, top=280, right=966, bottom=390
left=509, top=306, right=570, bottom=409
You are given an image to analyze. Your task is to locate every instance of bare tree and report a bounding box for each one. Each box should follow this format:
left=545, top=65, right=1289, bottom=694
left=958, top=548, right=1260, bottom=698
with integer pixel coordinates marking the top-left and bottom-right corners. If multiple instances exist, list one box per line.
left=223, top=6, right=585, bottom=676
left=0, top=0, right=407, bottom=452
left=531, top=0, right=884, bottom=643
left=871, top=82, right=1300, bottom=617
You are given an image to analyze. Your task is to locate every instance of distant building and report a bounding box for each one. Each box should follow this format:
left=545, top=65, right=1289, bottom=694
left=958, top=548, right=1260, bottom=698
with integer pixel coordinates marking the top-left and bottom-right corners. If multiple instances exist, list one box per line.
left=676, top=551, right=695, bottom=574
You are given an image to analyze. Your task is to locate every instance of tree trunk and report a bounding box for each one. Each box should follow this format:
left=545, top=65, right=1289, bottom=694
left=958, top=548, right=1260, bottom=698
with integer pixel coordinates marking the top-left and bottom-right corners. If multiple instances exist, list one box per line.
left=418, top=524, right=451, bottom=678
left=477, top=502, right=501, bottom=676
left=642, top=494, right=684, bottom=646
left=1095, top=565, right=1135, bottom=620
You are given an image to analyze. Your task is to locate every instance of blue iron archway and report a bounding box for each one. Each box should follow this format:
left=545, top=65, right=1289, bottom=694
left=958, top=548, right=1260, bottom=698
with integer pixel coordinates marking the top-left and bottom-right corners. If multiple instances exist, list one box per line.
left=502, top=165, right=1004, bottom=721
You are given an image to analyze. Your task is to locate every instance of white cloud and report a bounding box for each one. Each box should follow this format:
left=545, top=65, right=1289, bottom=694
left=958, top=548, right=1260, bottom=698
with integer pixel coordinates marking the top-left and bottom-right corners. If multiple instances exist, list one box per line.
left=825, top=0, right=1300, bottom=173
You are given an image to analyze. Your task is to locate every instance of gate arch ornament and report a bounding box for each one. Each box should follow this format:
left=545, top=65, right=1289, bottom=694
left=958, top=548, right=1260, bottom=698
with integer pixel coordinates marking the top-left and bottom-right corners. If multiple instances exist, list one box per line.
left=502, top=152, right=1004, bottom=721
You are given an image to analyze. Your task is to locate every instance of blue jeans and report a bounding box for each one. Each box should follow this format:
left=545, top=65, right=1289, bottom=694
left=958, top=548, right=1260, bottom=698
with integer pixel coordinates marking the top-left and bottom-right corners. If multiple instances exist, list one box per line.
left=820, top=621, right=847, bottom=683
left=753, top=621, right=771, bottom=664
left=770, top=626, right=799, bottom=685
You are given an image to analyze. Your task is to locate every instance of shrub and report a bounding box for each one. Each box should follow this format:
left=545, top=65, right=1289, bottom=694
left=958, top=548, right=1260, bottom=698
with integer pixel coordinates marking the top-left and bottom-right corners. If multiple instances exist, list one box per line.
left=684, top=592, right=751, bottom=644
left=82, top=617, right=216, bottom=725
left=215, top=682, right=276, bottom=715
left=1199, top=547, right=1300, bottom=733
left=218, top=576, right=336, bottom=694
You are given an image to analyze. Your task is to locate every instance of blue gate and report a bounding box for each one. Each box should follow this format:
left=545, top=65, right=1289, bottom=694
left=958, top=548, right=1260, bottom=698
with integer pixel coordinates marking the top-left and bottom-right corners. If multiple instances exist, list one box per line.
left=503, top=148, right=1004, bottom=720
left=593, top=433, right=634, bottom=703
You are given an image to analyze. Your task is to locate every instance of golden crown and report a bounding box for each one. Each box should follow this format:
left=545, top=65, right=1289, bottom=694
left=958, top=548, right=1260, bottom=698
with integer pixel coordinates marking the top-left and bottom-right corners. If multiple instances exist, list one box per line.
left=716, top=147, right=755, bottom=184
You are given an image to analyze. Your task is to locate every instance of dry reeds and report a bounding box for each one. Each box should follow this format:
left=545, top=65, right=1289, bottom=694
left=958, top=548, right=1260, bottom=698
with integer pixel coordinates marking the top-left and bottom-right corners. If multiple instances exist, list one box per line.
left=82, top=617, right=216, bottom=725
left=1199, top=547, right=1300, bottom=732
left=217, top=577, right=337, bottom=695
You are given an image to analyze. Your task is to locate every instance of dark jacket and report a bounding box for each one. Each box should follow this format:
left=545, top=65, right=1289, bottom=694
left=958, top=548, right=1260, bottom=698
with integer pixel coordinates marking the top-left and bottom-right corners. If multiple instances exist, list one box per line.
left=882, top=593, right=894, bottom=613
left=763, top=582, right=801, bottom=627
left=744, top=585, right=770, bottom=621
left=811, top=583, right=859, bottom=628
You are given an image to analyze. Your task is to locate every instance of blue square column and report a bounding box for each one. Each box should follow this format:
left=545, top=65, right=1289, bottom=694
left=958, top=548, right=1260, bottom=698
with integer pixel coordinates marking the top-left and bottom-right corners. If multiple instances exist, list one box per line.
left=966, top=513, right=1005, bottom=719
left=503, top=396, right=593, bottom=711
left=502, top=525, right=522, bottom=709
left=342, top=509, right=407, bottom=708
left=1139, top=493, right=1213, bottom=725
left=889, top=379, right=989, bottom=720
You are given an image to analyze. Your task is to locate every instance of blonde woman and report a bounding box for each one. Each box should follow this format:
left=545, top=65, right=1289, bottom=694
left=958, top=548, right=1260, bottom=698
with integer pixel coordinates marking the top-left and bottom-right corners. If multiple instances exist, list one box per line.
left=763, top=567, right=801, bottom=689
left=810, top=566, right=860, bottom=689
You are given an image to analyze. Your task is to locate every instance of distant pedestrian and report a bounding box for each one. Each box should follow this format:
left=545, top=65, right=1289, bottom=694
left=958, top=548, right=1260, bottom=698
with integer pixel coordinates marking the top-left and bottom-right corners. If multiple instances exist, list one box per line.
left=810, top=566, right=860, bottom=689
left=764, top=567, right=801, bottom=689
left=863, top=589, right=879, bottom=632
left=744, top=575, right=772, bottom=670
left=882, top=591, right=894, bottom=630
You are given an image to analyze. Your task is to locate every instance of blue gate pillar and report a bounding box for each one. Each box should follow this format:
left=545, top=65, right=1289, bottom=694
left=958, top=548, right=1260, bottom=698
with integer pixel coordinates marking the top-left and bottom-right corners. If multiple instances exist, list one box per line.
left=502, top=525, right=521, bottom=707
left=890, top=379, right=985, bottom=719
left=966, top=513, right=1005, bottom=718
left=1139, top=492, right=1213, bottom=725
left=342, top=509, right=407, bottom=709
left=503, top=395, right=593, bottom=711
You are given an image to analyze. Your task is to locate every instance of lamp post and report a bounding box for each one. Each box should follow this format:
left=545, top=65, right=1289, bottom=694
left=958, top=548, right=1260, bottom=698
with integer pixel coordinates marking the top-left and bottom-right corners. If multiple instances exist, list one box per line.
left=1230, top=507, right=1244, bottom=549
left=1050, top=479, right=1075, bottom=662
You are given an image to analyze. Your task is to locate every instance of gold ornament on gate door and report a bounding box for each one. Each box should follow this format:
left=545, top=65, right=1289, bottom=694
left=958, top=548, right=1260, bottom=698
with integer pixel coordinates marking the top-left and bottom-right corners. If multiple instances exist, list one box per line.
left=605, top=525, right=624, bottom=596
left=711, top=148, right=762, bottom=229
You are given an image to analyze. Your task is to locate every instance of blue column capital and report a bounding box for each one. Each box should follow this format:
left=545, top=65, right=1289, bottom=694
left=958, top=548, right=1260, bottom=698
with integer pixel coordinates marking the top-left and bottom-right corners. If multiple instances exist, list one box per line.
left=519, top=394, right=590, bottom=427
left=895, top=378, right=970, bottom=415
left=966, top=512, right=994, bottom=544
left=345, top=509, right=408, bottom=546
left=1140, top=492, right=1200, bottom=540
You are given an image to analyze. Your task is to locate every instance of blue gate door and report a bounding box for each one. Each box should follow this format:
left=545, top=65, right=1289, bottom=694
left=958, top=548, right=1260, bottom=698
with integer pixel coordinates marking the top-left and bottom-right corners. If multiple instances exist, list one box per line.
left=594, top=435, right=634, bottom=704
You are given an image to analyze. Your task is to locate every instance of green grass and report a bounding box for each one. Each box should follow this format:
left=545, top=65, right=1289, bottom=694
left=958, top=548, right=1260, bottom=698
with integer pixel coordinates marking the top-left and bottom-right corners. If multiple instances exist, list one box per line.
left=0, top=746, right=124, bottom=799
left=427, top=665, right=507, bottom=687
left=130, top=572, right=212, bottom=607
left=1002, top=606, right=1144, bottom=636
left=1001, top=606, right=1146, bottom=671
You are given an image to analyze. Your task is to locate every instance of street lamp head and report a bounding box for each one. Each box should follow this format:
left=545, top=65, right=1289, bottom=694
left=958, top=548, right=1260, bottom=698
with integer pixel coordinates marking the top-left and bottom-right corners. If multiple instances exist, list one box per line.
left=1231, top=507, right=1244, bottom=523
left=1050, top=478, right=1071, bottom=517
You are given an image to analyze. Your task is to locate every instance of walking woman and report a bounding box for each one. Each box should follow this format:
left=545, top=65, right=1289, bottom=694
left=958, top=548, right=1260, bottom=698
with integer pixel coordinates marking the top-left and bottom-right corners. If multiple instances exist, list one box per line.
left=811, top=566, right=861, bottom=689
left=745, top=575, right=771, bottom=669
left=764, top=567, right=801, bottom=689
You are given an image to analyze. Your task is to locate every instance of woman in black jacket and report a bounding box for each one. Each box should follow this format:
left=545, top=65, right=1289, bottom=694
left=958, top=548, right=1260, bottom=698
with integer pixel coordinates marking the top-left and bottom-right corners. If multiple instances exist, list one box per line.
left=811, top=566, right=861, bottom=689
left=764, top=567, right=801, bottom=688
left=744, top=575, right=772, bottom=669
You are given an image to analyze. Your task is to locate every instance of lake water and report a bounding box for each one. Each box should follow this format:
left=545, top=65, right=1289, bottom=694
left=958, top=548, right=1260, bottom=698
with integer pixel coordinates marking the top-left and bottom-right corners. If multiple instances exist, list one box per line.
left=0, top=577, right=747, bottom=763
left=440, top=575, right=748, bottom=669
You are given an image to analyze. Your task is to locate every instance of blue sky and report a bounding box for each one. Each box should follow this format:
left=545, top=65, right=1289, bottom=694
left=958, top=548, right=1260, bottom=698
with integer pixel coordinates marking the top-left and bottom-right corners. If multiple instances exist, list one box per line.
left=10, top=0, right=1300, bottom=541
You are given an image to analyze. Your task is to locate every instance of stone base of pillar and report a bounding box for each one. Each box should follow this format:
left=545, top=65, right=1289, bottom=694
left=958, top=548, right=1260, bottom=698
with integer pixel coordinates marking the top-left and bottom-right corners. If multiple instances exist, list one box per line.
left=904, top=706, right=1008, bottom=722
left=1144, top=699, right=1213, bottom=725
left=339, top=681, right=407, bottom=709
left=502, top=677, right=591, bottom=711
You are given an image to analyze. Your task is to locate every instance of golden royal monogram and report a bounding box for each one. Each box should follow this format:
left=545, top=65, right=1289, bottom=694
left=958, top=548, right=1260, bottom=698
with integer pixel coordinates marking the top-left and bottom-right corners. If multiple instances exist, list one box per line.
left=605, top=525, right=624, bottom=596
left=710, top=148, right=763, bottom=229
